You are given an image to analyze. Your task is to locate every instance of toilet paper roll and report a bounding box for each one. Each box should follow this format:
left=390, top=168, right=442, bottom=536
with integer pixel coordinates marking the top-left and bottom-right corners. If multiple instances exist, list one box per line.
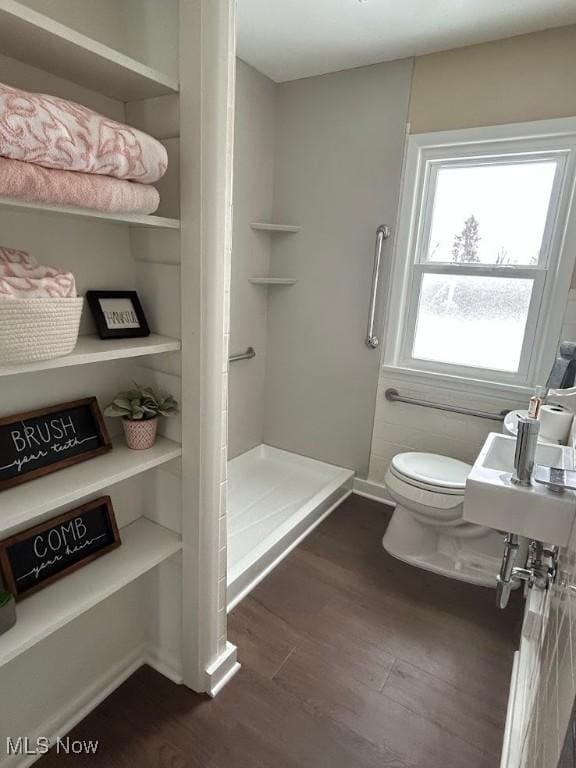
left=539, top=404, right=574, bottom=443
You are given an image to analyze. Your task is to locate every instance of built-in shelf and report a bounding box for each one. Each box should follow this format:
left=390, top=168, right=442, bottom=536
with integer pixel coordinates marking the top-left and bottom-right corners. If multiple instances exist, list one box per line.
left=0, top=518, right=182, bottom=669
left=0, top=437, right=182, bottom=537
left=0, top=334, right=181, bottom=377
left=250, top=222, right=301, bottom=233
left=248, top=277, right=298, bottom=286
left=0, top=197, right=180, bottom=229
left=0, top=0, right=179, bottom=100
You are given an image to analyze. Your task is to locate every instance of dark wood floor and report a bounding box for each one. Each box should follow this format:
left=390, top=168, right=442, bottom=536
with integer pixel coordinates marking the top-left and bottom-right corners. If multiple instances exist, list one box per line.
left=40, top=495, right=523, bottom=767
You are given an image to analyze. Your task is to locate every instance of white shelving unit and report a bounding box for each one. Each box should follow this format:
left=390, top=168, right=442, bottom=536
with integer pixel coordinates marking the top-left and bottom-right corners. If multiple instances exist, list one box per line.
left=249, top=277, right=298, bottom=285
left=0, top=0, right=179, bottom=100
left=0, top=0, right=193, bottom=718
left=0, top=437, right=182, bottom=536
left=250, top=222, right=301, bottom=233
left=0, top=197, right=180, bottom=229
left=0, top=0, right=233, bottom=730
left=0, top=518, right=182, bottom=669
left=0, top=334, right=181, bottom=377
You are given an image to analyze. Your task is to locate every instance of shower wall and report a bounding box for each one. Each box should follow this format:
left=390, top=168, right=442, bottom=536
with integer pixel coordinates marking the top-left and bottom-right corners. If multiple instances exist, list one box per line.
left=231, top=58, right=412, bottom=474
left=229, top=60, right=276, bottom=458
left=263, top=60, right=413, bottom=475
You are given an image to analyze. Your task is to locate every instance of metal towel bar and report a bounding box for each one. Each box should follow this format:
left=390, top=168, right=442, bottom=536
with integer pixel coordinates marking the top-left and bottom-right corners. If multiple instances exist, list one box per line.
left=229, top=346, right=255, bottom=363
left=366, top=224, right=392, bottom=349
left=385, top=388, right=508, bottom=421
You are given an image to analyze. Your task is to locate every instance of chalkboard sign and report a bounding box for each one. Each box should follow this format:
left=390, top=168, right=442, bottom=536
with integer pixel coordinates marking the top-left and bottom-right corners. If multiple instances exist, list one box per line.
left=0, top=496, right=121, bottom=600
left=0, top=398, right=111, bottom=491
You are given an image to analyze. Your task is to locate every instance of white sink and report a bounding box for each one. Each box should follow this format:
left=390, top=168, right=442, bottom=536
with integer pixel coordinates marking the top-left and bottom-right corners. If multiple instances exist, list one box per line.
left=464, top=433, right=576, bottom=546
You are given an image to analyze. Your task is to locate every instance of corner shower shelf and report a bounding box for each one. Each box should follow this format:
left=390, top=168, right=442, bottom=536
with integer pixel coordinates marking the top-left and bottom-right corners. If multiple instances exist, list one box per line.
left=0, top=334, right=181, bottom=377
left=0, top=436, right=182, bottom=536
left=0, top=518, right=182, bottom=669
left=248, top=277, right=298, bottom=285
left=250, top=222, right=301, bottom=233
left=0, top=197, right=180, bottom=229
left=0, top=0, right=179, bottom=100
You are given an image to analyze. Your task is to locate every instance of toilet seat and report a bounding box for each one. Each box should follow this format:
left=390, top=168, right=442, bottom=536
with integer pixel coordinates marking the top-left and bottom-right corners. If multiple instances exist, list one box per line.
left=390, top=452, right=471, bottom=495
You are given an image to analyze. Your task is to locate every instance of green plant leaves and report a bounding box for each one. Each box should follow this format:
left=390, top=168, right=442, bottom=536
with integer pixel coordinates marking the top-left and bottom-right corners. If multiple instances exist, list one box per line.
left=104, top=384, right=178, bottom=422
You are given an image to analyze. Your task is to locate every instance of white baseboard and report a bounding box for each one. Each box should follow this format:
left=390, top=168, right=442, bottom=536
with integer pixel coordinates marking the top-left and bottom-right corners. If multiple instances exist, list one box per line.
left=353, top=477, right=395, bottom=505
left=3, top=645, right=147, bottom=768
left=205, top=641, right=240, bottom=697
left=1, top=638, right=241, bottom=768
left=145, top=647, right=183, bottom=685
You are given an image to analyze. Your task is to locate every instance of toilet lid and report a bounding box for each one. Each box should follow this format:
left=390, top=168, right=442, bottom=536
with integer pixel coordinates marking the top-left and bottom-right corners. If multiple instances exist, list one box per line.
left=391, top=452, right=471, bottom=491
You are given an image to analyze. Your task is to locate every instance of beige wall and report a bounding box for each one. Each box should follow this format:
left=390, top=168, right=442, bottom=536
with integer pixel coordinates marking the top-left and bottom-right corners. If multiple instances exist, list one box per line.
left=409, top=25, right=576, bottom=134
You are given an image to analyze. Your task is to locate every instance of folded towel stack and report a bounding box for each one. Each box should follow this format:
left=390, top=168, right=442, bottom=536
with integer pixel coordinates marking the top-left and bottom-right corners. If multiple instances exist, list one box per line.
left=0, top=246, right=76, bottom=298
left=0, top=81, right=167, bottom=215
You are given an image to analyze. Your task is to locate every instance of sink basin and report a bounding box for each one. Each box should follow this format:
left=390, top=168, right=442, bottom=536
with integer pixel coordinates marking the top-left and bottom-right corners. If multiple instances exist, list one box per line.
left=482, top=433, right=570, bottom=472
left=464, top=433, right=576, bottom=546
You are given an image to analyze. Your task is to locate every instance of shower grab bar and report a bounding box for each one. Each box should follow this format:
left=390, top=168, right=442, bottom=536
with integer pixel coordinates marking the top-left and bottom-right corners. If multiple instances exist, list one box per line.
left=229, top=346, right=256, bottom=363
left=385, top=388, right=509, bottom=421
left=366, top=224, right=392, bottom=349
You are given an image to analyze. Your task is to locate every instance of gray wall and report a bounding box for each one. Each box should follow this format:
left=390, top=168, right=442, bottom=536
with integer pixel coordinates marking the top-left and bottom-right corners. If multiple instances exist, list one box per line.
left=229, top=60, right=276, bottom=458
left=263, top=60, right=413, bottom=475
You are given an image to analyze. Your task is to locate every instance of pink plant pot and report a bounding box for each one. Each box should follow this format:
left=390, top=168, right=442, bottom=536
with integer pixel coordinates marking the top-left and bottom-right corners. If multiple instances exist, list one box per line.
left=123, top=418, right=158, bottom=450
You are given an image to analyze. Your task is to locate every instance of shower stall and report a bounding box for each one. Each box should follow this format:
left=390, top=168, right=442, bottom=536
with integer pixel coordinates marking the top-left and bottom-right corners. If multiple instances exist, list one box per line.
left=227, top=443, right=353, bottom=608
left=226, top=58, right=412, bottom=608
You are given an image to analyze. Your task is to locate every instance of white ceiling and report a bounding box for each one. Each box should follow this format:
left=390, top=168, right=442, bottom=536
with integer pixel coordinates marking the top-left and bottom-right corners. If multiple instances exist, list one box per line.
left=237, top=0, right=576, bottom=83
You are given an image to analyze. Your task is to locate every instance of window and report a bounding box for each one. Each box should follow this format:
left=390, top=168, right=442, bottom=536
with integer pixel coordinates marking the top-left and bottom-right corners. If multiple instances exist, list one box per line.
left=384, top=120, right=576, bottom=390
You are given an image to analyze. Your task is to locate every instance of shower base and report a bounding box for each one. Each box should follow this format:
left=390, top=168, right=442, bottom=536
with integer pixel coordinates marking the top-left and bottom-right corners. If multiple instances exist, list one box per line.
left=227, top=444, right=353, bottom=610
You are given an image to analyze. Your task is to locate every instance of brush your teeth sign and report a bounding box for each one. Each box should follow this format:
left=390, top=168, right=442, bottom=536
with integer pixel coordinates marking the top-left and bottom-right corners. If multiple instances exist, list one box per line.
left=0, top=398, right=111, bottom=490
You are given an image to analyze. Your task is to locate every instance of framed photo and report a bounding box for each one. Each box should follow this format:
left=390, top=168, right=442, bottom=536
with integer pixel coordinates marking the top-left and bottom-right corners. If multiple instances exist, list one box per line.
left=86, top=290, right=150, bottom=339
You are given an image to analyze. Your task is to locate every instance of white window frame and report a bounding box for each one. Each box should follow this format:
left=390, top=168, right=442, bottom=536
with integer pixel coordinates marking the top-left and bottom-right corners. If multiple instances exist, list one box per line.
left=383, top=118, right=576, bottom=395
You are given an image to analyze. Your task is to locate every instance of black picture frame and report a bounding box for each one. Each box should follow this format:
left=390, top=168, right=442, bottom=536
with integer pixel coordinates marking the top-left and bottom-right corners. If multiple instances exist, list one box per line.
left=0, top=397, right=112, bottom=491
left=86, top=290, right=150, bottom=339
left=0, top=496, right=121, bottom=601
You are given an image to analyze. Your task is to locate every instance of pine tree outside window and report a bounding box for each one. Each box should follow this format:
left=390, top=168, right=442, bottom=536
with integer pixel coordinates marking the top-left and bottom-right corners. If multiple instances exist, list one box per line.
left=383, top=119, right=576, bottom=390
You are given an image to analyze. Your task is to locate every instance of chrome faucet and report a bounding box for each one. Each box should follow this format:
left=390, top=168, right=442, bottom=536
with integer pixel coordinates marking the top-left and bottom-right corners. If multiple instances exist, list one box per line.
left=511, top=416, right=540, bottom=486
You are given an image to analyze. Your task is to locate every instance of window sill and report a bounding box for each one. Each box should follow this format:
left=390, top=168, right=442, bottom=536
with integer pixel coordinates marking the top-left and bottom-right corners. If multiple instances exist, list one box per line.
left=380, top=364, right=533, bottom=404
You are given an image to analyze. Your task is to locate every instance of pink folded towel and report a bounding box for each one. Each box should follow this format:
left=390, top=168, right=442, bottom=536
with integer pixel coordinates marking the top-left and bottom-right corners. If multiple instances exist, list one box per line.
left=0, top=81, right=167, bottom=184
left=0, top=157, right=160, bottom=214
left=0, top=246, right=76, bottom=299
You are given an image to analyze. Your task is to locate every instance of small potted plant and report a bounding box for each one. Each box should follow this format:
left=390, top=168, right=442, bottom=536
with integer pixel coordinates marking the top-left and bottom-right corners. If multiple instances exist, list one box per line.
left=104, top=384, right=178, bottom=450
left=0, top=590, right=16, bottom=636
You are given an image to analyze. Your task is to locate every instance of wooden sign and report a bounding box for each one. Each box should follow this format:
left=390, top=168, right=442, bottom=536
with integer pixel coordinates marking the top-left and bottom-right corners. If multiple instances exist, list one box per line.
left=0, top=398, right=111, bottom=491
left=0, top=496, right=121, bottom=600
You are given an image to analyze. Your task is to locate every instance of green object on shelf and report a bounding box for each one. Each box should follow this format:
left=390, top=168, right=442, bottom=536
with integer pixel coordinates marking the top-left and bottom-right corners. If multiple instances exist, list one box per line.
left=105, top=383, right=178, bottom=422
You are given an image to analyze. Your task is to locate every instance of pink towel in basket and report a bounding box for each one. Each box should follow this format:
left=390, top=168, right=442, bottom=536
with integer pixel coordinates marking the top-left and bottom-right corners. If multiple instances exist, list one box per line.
left=0, top=157, right=160, bottom=214
left=0, top=246, right=77, bottom=298
left=0, top=81, right=167, bottom=184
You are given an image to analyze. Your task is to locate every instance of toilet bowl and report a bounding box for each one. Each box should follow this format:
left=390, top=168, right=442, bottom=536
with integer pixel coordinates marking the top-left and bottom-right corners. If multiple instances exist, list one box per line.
left=383, top=452, right=504, bottom=587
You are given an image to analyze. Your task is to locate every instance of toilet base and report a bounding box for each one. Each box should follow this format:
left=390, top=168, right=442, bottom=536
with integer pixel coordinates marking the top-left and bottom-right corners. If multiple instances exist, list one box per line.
left=383, top=505, right=504, bottom=588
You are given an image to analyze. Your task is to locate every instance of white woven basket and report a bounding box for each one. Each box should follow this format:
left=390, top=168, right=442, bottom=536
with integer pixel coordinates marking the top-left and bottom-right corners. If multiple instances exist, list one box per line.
left=0, top=297, right=83, bottom=365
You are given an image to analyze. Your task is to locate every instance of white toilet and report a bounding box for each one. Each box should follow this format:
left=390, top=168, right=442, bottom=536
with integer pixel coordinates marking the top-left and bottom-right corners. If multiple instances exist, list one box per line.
left=383, top=452, right=504, bottom=587
left=382, top=410, right=558, bottom=586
